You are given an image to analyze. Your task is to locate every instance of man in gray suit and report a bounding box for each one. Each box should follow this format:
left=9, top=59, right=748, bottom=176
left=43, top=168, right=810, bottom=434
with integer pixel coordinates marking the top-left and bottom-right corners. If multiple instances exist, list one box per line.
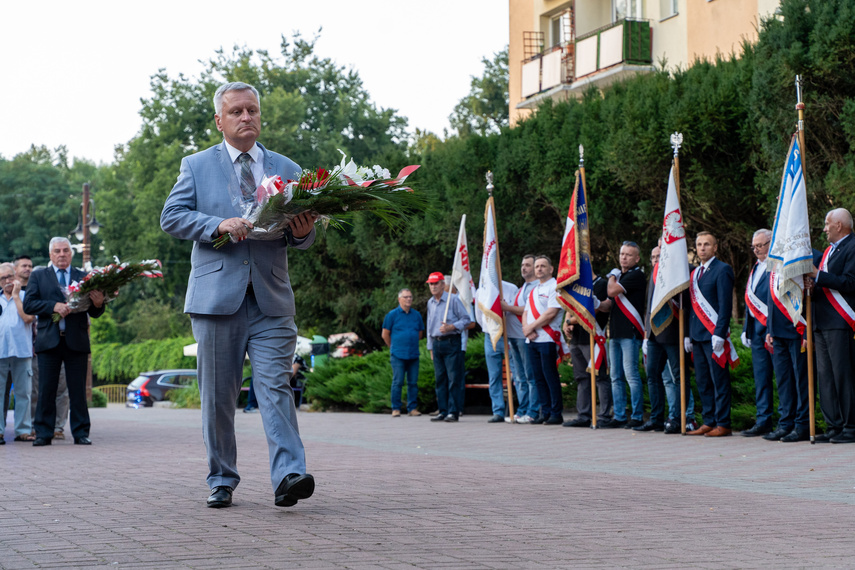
left=161, top=82, right=317, bottom=509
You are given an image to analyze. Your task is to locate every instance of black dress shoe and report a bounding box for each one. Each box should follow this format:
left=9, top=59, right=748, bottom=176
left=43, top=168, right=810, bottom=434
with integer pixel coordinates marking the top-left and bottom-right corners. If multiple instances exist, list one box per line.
left=545, top=415, right=564, bottom=425
left=814, top=428, right=842, bottom=443
left=762, top=427, right=790, bottom=441
left=600, top=418, right=627, bottom=429
left=624, top=419, right=644, bottom=429
left=830, top=431, right=855, bottom=444
left=487, top=414, right=504, bottom=423
left=562, top=418, right=591, bottom=428
left=430, top=414, right=447, bottom=422
left=32, top=438, right=51, bottom=446
left=74, top=437, right=92, bottom=445
left=531, top=414, right=547, bottom=425
left=634, top=420, right=665, bottom=432
left=443, top=414, right=459, bottom=422
left=781, top=429, right=809, bottom=442
left=207, top=486, right=233, bottom=508
left=741, top=423, right=772, bottom=437
left=275, top=473, right=315, bottom=507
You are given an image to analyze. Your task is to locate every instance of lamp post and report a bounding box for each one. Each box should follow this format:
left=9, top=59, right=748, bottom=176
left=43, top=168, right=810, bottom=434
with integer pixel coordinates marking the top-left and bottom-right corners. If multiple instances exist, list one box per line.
left=69, top=182, right=102, bottom=403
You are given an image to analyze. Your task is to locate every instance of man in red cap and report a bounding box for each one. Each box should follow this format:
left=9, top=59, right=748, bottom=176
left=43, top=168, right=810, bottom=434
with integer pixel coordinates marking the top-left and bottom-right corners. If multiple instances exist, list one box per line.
left=425, top=271, right=471, bottom=422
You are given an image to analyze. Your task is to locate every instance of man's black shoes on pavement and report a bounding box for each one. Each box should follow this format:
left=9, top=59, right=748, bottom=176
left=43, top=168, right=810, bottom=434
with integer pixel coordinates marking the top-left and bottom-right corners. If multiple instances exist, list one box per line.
left=207, top=486, right=233, bottom=508
left=624, top=419, right=644, bottom=429
left=562, top=417, right=590, bottom=428
left=430, top=414, right=447, bottom=422
left=599, top=418, right=627, bottom=429
left=780, top=429, right=810, bottom=442
left=443, top=414, right=459, bottom=422
left=830, top=430, right=855, bottom=444
left=275, top=473, right=315, bottom=507
left=741, top=423, right=773, bottom=437
left=762, top=427, right=790, bottom=441
left=544, top=415, right=564, bottom=425
left=32, top=438, right=51, bottom=446
left=487, top=414, right=504, bottom=423
left=74, top=437, right=92, bottom=445
left=814, top=428, right=842, bottom=443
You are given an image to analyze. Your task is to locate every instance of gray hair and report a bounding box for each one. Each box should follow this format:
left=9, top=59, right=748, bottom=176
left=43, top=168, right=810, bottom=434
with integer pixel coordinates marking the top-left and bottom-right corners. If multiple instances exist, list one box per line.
left=213, top=82, right=261, bottom=115
left=0, top=262, right=14, bottom=276
left=397, top=288, right=412, bottom=297
left=828, top=208, right=854, bottom=231
left=49, top=236, right=72, bottom=251
left=753, top=228, right=772, bottom=240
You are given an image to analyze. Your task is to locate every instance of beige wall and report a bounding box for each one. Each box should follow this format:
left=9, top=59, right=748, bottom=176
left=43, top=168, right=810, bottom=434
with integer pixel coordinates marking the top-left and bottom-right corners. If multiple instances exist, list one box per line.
left=509, top=0, right=535, bottom=125
left=651, top=0, right=688, bottom=70
left=686, top=0, right=759, bottom=62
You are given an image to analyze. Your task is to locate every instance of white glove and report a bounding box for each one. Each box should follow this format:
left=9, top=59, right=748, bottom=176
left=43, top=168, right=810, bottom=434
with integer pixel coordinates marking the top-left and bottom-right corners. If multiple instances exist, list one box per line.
left=642, top=339, right=648, bottom=356
left=711, top=335, right=725, bottom=353
left=740, top=331, right=751, bottom=348
left=684, top=338, right=693, bottom=353
left=593, top=297, right=601, bottom=310
left=607, top=268, right=621, bottom=280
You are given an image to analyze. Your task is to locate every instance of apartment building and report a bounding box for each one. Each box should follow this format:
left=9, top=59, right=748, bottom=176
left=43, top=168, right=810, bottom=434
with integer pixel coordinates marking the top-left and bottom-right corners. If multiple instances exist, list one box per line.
left=510, top=0, right=781, bottom=125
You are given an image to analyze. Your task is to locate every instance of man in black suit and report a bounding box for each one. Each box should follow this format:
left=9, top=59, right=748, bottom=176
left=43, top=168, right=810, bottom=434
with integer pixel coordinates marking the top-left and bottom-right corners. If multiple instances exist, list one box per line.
left=22, top=237, right=106, bottom=446
left=686, top=232, right=736, bottom=437
left=808, top=208, right=855, bottom=443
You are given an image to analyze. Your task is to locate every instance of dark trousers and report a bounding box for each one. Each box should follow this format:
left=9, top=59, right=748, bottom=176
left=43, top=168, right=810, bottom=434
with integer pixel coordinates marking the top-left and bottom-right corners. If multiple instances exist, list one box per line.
left=646, top=339, right=676, bottom=424
left=432, top=336, right=464, bottom=416
left=815, top=329, right=855, bottom=431
left=34, top=338, right=89, bottom=440
left=750, top=343, right=775, bottom=426
left=528, top=342, right=562, bottom=418
left=569, top=341, right=611, bottom=421
left=692, top=340, right=731, bottom=428
left=771, top=336, right=809, bottom=433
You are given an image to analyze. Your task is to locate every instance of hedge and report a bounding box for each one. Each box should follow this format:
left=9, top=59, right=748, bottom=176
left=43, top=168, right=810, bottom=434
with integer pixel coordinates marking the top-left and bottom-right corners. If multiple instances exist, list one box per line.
left=91, top=336, right=196, bottom=383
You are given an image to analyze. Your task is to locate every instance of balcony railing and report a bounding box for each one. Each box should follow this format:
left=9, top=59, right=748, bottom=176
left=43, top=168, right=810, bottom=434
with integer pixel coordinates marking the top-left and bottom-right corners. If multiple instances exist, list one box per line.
left=520, top=19, right=652, bottom=100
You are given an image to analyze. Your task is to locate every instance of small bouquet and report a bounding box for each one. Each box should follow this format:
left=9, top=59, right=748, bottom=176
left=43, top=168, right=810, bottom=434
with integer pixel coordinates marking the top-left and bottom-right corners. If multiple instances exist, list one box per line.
left=52, top=258, right=163, bottom=322
left=213, top=151, right=424, bottom=248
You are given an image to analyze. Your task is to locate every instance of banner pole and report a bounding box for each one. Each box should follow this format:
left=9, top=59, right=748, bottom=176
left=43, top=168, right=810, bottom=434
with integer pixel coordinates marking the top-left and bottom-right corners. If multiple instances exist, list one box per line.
left=669, top=133, right=688, bottom=435
left=486, top=174, right=515, bottom=420
left=579, top=150, right=598, bottom=429
left=795, top=75, right=817, bottom=444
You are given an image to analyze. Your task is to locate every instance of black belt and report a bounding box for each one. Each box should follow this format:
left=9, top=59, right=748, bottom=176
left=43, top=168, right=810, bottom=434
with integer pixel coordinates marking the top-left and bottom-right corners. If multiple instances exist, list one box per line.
left=59, top=331, right=66, bottom=337
left=432, top=334, right=461, bottom=341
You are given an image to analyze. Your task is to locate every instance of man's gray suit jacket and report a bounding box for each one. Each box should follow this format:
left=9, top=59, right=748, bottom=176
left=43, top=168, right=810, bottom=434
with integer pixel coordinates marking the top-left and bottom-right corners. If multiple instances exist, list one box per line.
left=160, top=141, right=315, bottom=314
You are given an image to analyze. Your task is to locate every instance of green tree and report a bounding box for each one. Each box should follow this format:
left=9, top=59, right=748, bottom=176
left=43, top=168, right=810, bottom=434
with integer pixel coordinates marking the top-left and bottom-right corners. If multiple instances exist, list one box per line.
left=449, top=47, right=510, bottom=137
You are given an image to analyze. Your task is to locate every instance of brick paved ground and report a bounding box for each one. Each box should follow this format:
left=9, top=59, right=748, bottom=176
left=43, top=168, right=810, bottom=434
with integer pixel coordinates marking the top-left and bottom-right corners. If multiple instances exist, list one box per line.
left=2, top=405, right=855, bottom=569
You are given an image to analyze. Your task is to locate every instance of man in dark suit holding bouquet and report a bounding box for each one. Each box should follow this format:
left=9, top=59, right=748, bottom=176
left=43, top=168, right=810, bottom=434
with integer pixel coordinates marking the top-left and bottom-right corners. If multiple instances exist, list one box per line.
left=161, top=81, right=317, bottom=508
left=23, top=237, right=106, bottom=446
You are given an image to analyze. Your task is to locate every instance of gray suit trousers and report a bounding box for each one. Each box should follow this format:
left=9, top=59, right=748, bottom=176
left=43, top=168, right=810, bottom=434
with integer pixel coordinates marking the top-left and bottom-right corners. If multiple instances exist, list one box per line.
left=191, top=290, right=305, bottom=491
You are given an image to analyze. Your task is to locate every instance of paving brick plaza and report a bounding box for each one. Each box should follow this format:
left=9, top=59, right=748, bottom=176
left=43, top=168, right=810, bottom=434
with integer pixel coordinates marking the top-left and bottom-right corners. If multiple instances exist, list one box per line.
left=2, top=404, right=854, bottom=569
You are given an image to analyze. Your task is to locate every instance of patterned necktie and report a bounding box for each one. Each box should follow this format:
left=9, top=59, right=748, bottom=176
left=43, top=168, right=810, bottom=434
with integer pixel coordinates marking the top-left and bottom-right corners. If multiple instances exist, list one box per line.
left=238, top=153, right=255, bottom=201
left=697, top=265, right=705, bottom=281
left=58, top=268, right=67, bottom=287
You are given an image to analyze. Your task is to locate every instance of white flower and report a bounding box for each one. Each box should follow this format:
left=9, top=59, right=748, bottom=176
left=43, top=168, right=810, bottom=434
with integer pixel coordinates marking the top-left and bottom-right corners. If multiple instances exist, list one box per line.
left=372, top=165, right=391, bottom=179
left=337, top=149, right=362, bottom=183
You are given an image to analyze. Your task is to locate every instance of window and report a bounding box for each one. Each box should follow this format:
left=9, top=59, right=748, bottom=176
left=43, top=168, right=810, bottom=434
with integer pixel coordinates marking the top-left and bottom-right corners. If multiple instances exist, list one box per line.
left=660, top=0, right=678, bottom=18
left=550, top=10, right=572, bottom=47
left=614, top=0, right=642, bottom=21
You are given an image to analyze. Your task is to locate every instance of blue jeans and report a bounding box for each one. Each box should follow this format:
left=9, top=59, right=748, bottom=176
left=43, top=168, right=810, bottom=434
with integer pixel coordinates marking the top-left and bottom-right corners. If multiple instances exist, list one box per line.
left=527, top=342, right=562, bottom=418
left=484, top=337, right=506, bottom=416
left=507, top=337, right=538, bottom=417
left=432, top=336, right=465, bottom=416
left=609, top=337, right=643, bottom=422
left=390, top=355, right=420, bottom=412
left=646, top=340, right=694, bottom=423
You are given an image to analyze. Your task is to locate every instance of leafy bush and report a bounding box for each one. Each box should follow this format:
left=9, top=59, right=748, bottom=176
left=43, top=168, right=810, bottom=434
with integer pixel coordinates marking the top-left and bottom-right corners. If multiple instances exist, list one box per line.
left=89, top=388, right=108, bottom=408
left=168, top=379, right=201, bottom=409
left=92, top=336, right=196, bottom=383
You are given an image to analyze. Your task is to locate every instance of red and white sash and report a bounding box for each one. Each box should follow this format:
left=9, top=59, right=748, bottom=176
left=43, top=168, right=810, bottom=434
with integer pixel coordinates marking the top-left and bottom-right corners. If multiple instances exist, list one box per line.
left=819, top=246, right=855, bottom=331
left=744, top=262, right=768, bottom=327
left=513, top=283, right=532, bottom=324
left=690, top=267, right=739, bottom=369
left=614, top=271, right=645, bottom=337
left=528, top=287, right=567, bottom=365
left=769, top=271, right=806, bottom=336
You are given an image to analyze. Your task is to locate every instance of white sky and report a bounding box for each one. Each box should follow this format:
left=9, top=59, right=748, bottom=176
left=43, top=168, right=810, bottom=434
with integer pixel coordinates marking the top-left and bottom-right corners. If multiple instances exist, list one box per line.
left=2, top=1, right=509, bottom=165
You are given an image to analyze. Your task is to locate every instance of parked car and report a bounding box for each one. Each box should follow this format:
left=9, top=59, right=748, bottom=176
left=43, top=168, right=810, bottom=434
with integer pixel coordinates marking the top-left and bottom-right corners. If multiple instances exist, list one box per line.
left=126, top=369, right=197, bottom=408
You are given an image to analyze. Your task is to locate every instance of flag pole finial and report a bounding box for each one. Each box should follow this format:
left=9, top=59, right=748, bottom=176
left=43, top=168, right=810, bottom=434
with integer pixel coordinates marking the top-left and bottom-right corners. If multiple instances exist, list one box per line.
left=795, top=75, right=805, bottom=132
left=579, top=144, right=584, bottom=168
left=670, top=132, right=683, bottom=157
left=485, top=171, right=494, bottom=197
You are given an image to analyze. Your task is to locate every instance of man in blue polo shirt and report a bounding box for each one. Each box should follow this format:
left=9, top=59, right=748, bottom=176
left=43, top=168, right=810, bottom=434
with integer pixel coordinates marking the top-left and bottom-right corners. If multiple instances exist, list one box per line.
left=382, top=288, right=425, bottom=417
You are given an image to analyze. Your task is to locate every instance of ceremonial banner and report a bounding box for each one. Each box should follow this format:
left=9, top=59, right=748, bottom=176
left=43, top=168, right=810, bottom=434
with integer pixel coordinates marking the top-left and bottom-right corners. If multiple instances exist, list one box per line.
left=767, top=135, right=812, bottom=327
left=476, top=197, right=504, bottom=349
left=556, top=169, right=597, bottom=335
left=451, top=215, right=475, bottom=318
left=650, top=165, right=690, bottom=335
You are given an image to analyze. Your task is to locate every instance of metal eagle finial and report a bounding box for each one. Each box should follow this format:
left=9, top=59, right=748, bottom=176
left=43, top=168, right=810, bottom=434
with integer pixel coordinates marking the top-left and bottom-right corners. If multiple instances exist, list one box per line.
left=670, top=132, right=683, bottom=157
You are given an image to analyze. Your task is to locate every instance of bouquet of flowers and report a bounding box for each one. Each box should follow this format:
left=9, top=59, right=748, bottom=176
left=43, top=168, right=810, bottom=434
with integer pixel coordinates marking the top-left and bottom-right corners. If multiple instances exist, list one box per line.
left=213, top=151, right=424, bottom=248
left=52, top=258, right=163, bottom=322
